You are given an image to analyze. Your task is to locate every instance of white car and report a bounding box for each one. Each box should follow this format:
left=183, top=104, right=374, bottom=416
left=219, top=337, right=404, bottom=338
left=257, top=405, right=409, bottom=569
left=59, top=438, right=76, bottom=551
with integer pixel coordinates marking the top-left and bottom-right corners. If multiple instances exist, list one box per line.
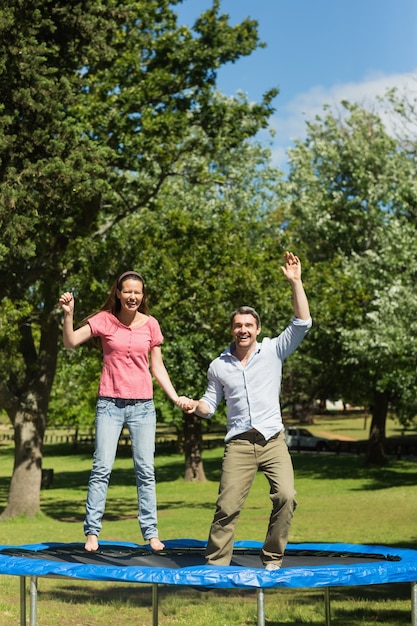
left=285, top=427, right=329, bottom=452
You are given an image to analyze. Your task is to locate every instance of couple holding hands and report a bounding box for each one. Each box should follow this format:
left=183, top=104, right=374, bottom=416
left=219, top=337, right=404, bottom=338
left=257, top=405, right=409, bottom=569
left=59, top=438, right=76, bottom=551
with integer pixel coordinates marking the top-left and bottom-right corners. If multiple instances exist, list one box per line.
left=59, top=251, right=311, bottom=569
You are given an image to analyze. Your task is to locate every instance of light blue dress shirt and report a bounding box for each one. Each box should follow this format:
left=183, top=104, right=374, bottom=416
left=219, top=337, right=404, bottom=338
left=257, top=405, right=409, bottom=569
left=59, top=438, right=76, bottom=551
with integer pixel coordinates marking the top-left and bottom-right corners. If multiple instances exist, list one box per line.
left=200, top=316, right=312, bottom=442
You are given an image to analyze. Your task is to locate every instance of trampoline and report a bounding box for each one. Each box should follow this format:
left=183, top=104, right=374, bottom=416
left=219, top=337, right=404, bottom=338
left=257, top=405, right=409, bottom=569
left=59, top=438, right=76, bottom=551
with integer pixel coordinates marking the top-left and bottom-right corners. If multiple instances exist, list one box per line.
left=0, top=539, right=416, bottom=626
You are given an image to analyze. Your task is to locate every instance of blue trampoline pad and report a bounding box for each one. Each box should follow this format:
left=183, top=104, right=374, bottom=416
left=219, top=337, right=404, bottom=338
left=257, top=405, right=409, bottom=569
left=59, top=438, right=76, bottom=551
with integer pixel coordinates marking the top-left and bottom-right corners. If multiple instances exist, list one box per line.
left=0, top=540, right=416, bottom=589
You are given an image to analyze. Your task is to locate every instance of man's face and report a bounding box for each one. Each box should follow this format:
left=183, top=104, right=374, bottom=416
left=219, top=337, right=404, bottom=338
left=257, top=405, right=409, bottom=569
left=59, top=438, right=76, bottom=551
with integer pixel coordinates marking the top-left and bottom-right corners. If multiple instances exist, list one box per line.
left=231, top=313, right=261, bottom=350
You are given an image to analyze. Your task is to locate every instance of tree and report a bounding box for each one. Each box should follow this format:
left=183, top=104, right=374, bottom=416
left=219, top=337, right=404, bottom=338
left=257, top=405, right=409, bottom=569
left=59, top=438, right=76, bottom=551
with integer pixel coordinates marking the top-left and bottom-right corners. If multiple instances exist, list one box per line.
left=0, top=0, right=277, bottom=517
left=283, top=100, right=417, bottom=464
left=132, top=141, right=288, bottom=480
left=50, top=139, right=288, bottom=480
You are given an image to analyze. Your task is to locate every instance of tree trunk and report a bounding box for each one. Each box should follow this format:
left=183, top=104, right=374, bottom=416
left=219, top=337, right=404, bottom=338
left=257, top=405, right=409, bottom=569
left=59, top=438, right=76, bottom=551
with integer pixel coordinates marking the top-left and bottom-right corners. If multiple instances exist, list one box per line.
left=0, top=309, right=59, bottom=519
left=292, top=398, right=315, bottom=424
left=365, top=390, right=389, bottom=466
left=1, top=409, right=45, bottom=519
left=183, top=413, right=206, bottom=482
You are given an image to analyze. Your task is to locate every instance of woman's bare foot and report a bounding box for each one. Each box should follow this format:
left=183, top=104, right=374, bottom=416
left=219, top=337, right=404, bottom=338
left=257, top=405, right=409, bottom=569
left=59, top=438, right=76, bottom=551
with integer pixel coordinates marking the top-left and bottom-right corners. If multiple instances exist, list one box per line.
left=149, top=537, right=165, bottom=552
left=84, top=535, right=99, bottom=552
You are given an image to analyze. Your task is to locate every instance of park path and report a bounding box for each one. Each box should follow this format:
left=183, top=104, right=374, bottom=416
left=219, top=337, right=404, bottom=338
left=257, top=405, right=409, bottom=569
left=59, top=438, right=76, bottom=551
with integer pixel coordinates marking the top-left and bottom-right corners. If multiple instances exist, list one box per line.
left=316, top=431, right=357, bottom=441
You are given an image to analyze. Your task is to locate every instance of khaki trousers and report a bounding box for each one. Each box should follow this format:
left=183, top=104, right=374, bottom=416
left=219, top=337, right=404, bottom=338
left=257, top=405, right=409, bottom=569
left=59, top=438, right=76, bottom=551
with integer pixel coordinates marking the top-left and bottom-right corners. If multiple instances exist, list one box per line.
left=205, top=429, right=296, bottom=567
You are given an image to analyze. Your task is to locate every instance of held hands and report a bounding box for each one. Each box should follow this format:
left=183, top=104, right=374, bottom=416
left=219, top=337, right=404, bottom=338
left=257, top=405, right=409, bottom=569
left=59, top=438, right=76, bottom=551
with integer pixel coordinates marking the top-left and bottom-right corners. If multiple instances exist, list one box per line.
left=176, top=396, right=198, bottom=413
left=280, top=251, right=302, bottom=282
left=59, top=292, right=75, bottom=315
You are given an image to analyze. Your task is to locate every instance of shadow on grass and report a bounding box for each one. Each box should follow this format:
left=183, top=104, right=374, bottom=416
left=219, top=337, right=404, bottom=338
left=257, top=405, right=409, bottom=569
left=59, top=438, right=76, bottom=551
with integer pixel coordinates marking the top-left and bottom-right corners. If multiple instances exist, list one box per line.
left=42, top=583, right=257, bottom=607
left=38, top=461, right=217, bottom=521
left=291, top=453, right=417, bottom=490
left=323, top=583, right=412, bottom=625
left=39, top=493, right=216, bottom=522
left=2, top=444, right=416, bottom=534
left=42, top=441, right=417, bottom=490
left=39, top=581, right=413, bottom=625
left=42, top=445, right=223, bottom=485
left=43, top=459, right=216, bottom=491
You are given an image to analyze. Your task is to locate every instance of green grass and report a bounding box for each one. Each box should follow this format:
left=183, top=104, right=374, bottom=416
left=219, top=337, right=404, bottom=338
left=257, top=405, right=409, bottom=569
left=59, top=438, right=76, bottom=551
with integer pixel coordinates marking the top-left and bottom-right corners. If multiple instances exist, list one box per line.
left=0, top=423, right=416, bottom=625
left=285, top=410, right=416, bottom=441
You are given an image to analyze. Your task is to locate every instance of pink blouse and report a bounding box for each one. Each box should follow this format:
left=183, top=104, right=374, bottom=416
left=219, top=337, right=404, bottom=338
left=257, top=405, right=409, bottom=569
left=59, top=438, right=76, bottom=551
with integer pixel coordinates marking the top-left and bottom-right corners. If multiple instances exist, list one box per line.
left=88, top=311, right=163, bottom=399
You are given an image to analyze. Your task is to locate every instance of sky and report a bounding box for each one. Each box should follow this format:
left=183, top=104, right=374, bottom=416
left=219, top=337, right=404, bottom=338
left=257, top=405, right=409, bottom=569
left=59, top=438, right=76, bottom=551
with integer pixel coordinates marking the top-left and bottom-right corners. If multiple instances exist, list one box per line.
left=175, top=0, right=417, bottom=170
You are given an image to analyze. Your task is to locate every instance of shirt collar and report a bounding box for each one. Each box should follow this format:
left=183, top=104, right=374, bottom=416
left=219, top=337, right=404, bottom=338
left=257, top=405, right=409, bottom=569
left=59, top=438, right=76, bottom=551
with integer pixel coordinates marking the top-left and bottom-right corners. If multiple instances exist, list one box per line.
left=221, top=341, right=261, bottom=358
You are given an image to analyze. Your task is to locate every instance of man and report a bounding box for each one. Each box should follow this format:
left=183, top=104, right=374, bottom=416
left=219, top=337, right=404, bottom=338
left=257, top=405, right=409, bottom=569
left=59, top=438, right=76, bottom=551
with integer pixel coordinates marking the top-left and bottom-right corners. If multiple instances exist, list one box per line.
left=185, top=251, right=312, bottom=569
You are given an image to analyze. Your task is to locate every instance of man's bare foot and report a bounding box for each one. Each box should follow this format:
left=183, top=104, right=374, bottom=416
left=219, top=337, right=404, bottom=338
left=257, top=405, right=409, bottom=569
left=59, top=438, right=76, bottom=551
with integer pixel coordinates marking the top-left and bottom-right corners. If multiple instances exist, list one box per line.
left=84, top=535, right=99, bottom=552
left=149, top=537, right=165, bottom=551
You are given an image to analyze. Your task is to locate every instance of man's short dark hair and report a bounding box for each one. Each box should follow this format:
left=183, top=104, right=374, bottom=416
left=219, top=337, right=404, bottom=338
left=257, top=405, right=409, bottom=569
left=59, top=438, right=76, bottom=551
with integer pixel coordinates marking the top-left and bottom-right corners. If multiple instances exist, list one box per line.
left=230, top=306, right=261, bottom=328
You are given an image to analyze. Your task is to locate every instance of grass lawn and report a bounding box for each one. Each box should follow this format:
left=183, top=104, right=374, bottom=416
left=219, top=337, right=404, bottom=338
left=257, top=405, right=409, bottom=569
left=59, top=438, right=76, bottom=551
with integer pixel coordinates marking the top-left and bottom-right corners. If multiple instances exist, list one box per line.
left=0, top=414, right=416, bottom=625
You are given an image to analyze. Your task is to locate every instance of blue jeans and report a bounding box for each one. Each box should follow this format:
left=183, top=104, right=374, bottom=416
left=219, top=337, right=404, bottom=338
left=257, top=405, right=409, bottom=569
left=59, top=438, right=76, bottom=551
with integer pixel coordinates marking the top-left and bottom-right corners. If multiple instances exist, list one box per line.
left=84, top=397, right=158, bottom=541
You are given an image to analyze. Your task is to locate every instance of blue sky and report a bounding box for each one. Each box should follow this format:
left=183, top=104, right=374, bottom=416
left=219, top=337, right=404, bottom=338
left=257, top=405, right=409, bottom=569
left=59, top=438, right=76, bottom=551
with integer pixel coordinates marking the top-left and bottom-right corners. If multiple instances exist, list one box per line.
left=176, top=0, right=417, bottom=169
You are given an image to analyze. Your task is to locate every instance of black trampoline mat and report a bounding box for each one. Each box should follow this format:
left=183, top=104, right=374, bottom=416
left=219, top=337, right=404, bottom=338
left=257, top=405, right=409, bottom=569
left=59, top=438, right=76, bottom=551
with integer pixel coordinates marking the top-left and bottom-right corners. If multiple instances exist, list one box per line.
left=0, top=544, right=399, bottom=569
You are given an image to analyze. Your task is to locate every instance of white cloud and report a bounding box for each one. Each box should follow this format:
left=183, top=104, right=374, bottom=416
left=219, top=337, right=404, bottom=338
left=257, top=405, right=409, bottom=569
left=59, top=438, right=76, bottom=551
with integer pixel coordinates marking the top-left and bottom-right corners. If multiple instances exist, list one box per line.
left=268, top=71, right=417, bottom=169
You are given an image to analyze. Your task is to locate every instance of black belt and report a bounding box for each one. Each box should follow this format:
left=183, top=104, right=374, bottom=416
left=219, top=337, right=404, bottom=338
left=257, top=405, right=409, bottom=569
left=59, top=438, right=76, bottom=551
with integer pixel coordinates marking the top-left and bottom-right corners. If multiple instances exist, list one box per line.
left=229, top=430, right=280, bottom=444
left=99, top=397, right=152, bottom=407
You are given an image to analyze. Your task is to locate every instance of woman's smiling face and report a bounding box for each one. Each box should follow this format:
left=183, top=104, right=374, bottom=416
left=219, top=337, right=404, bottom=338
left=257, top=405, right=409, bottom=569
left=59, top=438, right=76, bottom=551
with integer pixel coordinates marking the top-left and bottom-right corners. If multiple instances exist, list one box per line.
left=116, top=278, right=144, bottom=313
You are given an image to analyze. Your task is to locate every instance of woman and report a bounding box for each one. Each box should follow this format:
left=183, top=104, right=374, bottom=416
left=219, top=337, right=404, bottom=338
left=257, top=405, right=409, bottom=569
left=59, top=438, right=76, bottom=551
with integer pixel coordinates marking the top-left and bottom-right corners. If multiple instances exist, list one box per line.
left=59, top=271, right=190, bottom=552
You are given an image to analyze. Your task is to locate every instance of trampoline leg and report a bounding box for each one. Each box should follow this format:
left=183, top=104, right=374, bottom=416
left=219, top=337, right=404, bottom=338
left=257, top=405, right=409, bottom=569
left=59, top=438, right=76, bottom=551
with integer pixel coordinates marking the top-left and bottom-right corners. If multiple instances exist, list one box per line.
left=257, top=588, right=265, bottom=626
left=411, top=581, right=417, bottom=626
left=29, top=576, right=38, bottom=626
left=20, top=576, right=26, bottom=626
left=324, top=587, right=331, bottom=626
left=152, top=583, right=159, bottom=626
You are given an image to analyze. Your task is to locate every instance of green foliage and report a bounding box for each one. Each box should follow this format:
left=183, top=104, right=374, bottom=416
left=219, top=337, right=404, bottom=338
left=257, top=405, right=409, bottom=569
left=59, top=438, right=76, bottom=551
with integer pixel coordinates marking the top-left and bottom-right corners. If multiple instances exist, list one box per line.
left=50, top=140, right=290, bottom=432
left=0, top=0, right=276, bottom=424
left=0, top=1, right=112, bottom=276
left=0, top=0, right=281, bottom=514
left=48, top=346, right=101, bottom=431
left=0, top=299, right=32, bottom=402
left=2, top=0, right=416, bottom=500
left=283, top=99, right=417, bottom=423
